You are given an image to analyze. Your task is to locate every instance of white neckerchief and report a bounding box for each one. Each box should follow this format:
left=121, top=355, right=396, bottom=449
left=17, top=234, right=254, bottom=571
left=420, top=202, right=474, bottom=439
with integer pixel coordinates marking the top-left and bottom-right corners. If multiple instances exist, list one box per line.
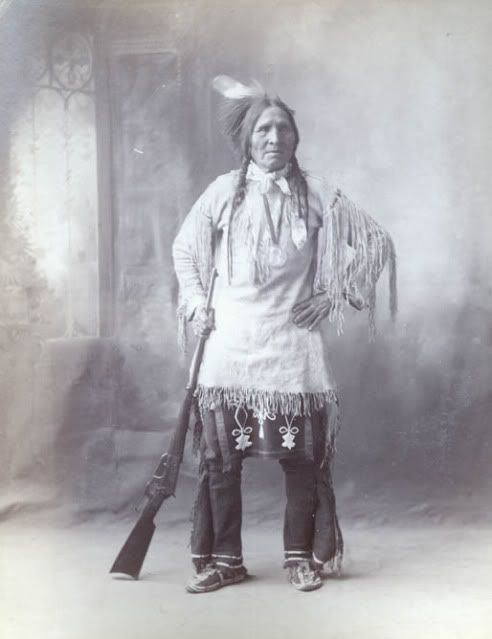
left=246, top=161, right=292, bottom=196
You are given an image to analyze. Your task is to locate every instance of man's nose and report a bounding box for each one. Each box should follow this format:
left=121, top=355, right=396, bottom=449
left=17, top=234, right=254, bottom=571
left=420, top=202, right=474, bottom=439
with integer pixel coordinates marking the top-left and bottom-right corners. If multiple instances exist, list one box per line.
left=266, top=127, right=280, bottom=145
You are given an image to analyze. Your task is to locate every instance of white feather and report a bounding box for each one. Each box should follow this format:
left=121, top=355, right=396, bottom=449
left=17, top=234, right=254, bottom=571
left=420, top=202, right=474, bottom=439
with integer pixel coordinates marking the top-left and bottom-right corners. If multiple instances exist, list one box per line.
left=212, top=75, right=265, bottom=100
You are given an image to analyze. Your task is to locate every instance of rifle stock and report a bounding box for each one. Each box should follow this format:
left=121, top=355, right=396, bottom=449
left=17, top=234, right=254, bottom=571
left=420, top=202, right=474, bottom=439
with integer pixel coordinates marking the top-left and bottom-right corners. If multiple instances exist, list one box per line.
left=110, top=269, right=218, bottom=579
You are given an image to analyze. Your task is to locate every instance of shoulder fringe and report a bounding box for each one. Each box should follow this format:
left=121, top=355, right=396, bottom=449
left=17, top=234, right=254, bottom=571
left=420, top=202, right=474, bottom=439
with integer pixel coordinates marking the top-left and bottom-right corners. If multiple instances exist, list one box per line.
left=314, top=189, right=397, bottom=339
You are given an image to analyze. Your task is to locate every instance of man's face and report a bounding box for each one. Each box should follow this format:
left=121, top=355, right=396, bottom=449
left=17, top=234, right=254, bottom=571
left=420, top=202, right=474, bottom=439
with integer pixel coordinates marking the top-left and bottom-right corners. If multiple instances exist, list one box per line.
left=250, top=106, right=297, bottom=172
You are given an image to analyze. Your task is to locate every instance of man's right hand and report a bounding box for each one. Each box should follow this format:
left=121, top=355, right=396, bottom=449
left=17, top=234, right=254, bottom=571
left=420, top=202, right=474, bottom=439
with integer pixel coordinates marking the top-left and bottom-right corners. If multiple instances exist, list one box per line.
left=192, top=305, right=215, bottom=337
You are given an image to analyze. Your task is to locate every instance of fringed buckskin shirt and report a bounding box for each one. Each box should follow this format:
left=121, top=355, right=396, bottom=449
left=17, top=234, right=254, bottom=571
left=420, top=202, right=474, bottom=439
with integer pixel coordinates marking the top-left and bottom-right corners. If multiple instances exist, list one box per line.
left=173, top=162, right=396, bottom=426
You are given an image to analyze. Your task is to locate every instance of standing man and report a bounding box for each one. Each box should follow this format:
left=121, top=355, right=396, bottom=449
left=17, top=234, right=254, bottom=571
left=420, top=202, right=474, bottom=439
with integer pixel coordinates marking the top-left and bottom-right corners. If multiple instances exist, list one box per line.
left=173, top=76, right=396, bottom=593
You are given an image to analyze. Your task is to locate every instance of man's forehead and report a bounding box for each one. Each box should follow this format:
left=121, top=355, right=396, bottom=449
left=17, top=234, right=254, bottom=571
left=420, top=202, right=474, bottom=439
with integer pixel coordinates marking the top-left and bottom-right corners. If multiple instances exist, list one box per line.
left=255, top=107, right=292, bottom=126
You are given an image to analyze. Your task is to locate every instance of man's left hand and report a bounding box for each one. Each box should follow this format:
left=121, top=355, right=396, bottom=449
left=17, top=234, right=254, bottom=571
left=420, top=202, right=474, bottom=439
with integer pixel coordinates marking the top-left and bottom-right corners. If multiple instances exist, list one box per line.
left=291, top=292, right=332, bottom=330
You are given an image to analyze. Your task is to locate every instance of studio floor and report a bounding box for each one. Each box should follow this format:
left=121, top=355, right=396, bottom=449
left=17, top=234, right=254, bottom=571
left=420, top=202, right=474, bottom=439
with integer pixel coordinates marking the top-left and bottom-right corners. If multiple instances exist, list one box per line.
left=1, top=510, right=491, bottom=639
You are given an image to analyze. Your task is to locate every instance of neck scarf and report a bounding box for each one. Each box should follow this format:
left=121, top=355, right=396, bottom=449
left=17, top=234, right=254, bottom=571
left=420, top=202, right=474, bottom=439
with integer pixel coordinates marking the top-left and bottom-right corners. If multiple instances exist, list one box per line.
left=246, top=161, right=292, bottom=196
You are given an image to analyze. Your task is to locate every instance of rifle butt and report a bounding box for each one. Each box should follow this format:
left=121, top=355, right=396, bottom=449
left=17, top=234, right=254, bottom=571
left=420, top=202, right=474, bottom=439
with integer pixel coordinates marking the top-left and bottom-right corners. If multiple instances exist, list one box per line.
left=110, top=516, right=156, bottom=579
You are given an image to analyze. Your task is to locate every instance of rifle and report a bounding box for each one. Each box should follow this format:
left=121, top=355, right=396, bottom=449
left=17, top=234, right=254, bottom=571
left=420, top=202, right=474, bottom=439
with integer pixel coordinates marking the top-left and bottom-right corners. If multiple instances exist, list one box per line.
left=110, top=268, right=218, bottom=579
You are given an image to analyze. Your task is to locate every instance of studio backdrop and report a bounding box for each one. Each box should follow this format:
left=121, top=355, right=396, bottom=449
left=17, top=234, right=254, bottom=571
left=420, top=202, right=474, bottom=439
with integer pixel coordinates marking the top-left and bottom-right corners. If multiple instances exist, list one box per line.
left=0, top=0, right=491, bottom=522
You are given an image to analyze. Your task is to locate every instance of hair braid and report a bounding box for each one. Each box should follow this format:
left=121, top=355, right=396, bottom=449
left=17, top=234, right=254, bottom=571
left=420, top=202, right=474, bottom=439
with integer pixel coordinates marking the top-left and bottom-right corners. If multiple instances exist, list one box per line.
left=289, top=155, right=309, bottom=222
left=227, top=156, right=250, bottom=281
left=231, top=156, right=250, bottom=214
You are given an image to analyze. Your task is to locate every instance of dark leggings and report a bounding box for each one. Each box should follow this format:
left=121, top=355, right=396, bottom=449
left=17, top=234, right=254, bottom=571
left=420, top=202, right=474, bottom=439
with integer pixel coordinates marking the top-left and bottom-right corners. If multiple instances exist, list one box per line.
left=190, top=457, right=318, bottom=570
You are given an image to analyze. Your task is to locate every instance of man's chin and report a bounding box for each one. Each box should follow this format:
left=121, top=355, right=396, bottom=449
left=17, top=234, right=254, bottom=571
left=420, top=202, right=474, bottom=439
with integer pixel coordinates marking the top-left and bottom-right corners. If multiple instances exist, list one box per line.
left=263, top=158, right=288, bottom=172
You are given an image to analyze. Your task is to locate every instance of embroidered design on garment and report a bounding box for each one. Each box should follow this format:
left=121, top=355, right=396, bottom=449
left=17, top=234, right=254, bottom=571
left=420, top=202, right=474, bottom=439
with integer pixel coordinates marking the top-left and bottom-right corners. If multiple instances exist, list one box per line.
left=232, top=406, right=253, bottom=451
left=279, top=415, right=300, bottom=450
left=252, top=407, right=276, bottom=439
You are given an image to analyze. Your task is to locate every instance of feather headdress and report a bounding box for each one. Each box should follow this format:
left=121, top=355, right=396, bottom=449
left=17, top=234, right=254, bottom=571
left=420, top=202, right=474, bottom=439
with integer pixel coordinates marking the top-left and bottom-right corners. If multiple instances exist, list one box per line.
left=212, top=75, right=269, bottom=150
left=212, top=75, right=266, bottom=100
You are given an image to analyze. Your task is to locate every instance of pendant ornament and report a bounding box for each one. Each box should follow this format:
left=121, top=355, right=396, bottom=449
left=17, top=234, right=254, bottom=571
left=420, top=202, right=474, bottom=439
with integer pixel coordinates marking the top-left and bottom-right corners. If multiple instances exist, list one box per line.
left=233, top=407, right=253, bottom=451
left=279, top=415, right=300, bottom=450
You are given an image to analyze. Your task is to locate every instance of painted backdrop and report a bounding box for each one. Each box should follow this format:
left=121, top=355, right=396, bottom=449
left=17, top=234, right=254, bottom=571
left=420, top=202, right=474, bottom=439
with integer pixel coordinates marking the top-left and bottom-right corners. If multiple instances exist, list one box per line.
left=0, top=0, right=491, bottom=521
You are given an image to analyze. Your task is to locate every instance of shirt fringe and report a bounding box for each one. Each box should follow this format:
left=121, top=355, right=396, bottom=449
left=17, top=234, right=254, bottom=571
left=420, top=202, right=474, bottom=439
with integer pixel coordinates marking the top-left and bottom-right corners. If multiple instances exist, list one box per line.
left=314, top=188, right=397, bottom=338
left=196, top=384, right=338, bottom=417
